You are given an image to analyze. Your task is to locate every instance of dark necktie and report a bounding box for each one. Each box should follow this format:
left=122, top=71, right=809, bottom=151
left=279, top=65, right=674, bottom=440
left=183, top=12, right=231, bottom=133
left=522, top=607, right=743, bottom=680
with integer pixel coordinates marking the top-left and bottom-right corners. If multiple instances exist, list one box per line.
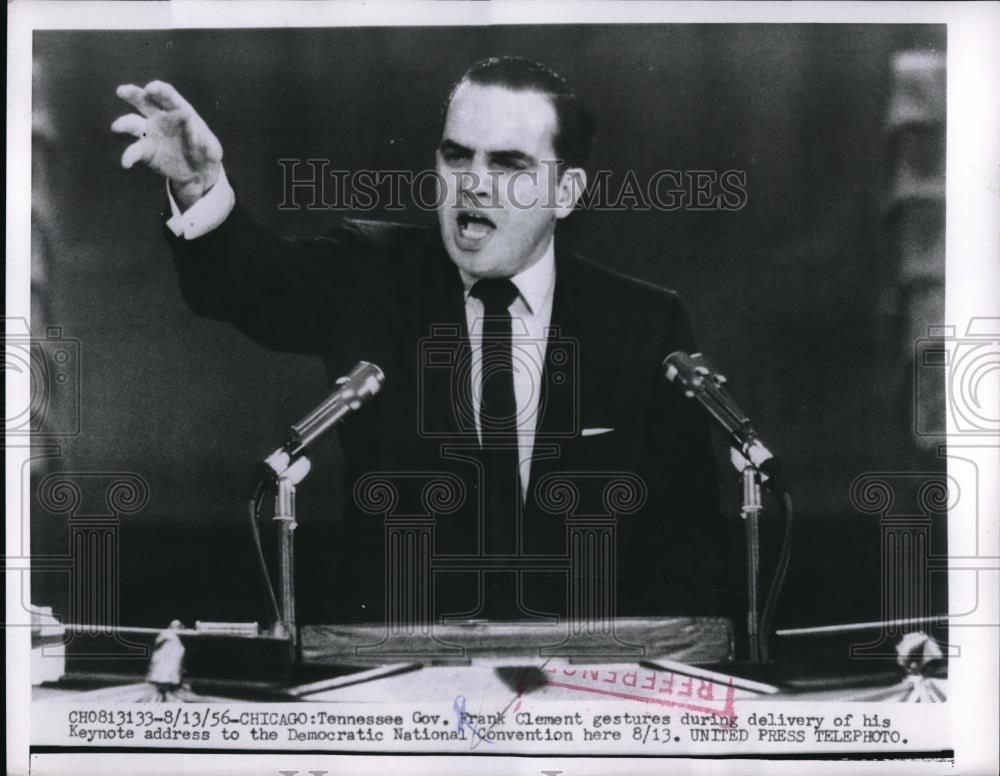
left=469, top=277, right=521, bottom=562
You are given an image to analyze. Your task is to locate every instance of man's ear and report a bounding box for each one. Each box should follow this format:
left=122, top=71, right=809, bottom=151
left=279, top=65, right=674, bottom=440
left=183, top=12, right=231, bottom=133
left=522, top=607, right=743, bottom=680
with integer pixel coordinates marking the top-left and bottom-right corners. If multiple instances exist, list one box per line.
left=554, top=167, right=587, bottom=220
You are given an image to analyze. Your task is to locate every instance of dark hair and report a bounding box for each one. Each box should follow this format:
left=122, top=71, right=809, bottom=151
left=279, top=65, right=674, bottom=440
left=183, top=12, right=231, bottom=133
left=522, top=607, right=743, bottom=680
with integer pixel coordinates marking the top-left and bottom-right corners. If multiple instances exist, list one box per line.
left=441, top=56, right=596, bottom=169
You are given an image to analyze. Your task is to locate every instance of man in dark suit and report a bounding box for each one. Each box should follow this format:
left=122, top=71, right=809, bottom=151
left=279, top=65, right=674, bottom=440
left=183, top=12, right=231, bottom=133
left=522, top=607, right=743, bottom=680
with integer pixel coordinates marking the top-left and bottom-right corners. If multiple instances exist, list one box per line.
left=113, top=57, right=729, bottom=627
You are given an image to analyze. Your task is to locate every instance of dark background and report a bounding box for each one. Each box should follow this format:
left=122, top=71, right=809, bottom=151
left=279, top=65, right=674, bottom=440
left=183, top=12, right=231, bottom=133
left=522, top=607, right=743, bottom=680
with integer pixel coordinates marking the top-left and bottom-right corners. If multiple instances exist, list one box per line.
left=30, top=25, right=947, bottom=647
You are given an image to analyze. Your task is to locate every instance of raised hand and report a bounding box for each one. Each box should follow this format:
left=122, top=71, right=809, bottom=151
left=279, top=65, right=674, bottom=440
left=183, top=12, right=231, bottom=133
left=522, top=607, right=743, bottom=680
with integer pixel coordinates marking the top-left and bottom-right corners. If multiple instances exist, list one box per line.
left=112, top=81, right=223, bottom=210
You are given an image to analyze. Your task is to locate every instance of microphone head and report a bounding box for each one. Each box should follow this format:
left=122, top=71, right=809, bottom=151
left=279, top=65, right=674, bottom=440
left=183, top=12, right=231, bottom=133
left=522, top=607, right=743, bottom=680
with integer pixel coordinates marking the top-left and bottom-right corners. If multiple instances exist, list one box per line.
left=340, top=361, right=385, bottom=408
left=290, top=361, right=385, bottom=449
left=663, top=351, right=703, bottom=388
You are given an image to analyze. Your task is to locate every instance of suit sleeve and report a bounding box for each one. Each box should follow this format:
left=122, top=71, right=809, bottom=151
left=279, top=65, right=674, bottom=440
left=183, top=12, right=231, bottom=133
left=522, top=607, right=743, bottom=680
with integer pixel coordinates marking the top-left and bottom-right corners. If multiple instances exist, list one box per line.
left=166, top=197, right=367, bottom=356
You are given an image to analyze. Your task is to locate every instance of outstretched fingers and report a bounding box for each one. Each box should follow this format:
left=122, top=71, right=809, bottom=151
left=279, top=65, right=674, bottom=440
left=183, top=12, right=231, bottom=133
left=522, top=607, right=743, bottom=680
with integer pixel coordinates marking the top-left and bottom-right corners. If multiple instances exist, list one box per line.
left=111, top=113, right=148, bottom=138
left=120, top=138, right=151, bottom=170
left=116, top=84, right=160, bottom=117
left=143, top=80, right=192, bottom=113
left=112, top=79, right=217, bottom=184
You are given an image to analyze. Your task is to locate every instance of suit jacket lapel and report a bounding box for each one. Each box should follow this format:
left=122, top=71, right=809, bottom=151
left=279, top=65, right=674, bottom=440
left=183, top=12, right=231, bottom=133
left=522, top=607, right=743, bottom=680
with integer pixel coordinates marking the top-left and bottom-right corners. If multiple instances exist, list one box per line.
left=526, top=247, right=595, bottom=502
left=394, top=227, right=473, bottom=438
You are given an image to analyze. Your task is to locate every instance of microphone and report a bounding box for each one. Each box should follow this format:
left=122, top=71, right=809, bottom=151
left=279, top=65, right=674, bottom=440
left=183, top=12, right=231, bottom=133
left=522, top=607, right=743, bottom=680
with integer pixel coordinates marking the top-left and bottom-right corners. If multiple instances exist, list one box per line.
left=663, top=351, right=783, bottom=489
left=261, top=361, right=385, bottom=478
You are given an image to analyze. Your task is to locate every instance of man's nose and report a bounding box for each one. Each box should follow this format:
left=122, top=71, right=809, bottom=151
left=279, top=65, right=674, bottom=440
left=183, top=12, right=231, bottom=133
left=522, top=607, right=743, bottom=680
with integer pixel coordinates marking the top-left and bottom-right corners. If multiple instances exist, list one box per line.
left=460, top=158, right=495, bottom=206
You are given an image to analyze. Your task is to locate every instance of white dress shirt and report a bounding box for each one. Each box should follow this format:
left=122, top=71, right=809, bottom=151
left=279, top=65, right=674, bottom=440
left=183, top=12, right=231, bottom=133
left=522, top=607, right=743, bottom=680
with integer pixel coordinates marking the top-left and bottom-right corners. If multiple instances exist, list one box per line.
left=167, top=174, right=555, bottom=500
left=165, top=171, right=235, bottom=239
left=459, top=246, right=556, bottom=501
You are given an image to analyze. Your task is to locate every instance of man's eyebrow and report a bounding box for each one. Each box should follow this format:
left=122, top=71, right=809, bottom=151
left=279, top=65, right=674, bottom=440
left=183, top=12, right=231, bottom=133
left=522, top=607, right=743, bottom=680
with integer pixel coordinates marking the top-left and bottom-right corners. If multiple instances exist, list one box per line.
left=488, top=149, right=538, bottom=167
left=438, top=139, right=538, bottom=167
left=438, top=139, right=472, bottom=156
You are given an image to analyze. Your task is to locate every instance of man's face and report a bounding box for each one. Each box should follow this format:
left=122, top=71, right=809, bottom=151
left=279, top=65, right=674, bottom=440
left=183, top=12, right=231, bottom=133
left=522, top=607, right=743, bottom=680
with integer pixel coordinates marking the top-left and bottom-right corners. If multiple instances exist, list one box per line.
left=436, top=82, right=571, bottom=279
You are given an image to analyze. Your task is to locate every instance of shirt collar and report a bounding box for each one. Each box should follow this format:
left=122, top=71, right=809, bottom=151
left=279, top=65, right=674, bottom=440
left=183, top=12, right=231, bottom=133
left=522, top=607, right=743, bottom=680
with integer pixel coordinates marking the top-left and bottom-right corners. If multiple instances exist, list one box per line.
left=460, top=238, right=556, bottom=316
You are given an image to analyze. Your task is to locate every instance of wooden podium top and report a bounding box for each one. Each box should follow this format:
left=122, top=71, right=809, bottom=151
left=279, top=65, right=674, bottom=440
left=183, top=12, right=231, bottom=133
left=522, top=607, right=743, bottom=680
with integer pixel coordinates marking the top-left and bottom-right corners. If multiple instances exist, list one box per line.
left=300, top=617, right=734, bottom=667
left=32, top=617, right=738, bottom=702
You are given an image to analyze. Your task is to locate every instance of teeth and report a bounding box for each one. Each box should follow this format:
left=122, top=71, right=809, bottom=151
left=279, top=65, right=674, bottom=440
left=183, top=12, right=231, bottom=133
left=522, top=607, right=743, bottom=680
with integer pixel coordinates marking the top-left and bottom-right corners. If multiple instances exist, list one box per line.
left=461, top=220, right=491, bottom=238
left=460, top=212, right=494, bottom=225
left=458, top=212, right=495, bottom=241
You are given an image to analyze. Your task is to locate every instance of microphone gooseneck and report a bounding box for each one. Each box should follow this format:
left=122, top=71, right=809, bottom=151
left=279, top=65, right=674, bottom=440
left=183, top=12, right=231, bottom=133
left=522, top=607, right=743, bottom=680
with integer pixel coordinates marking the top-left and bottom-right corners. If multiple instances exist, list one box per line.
left=261, top=361, right=385, bottom=479
left=663, top=351, right=783, bottom=491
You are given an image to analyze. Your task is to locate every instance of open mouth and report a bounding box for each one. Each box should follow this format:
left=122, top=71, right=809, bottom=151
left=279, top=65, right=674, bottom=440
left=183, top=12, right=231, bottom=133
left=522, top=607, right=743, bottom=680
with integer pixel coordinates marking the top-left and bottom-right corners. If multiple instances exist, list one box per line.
left=455, top=210, right=497, bottom=245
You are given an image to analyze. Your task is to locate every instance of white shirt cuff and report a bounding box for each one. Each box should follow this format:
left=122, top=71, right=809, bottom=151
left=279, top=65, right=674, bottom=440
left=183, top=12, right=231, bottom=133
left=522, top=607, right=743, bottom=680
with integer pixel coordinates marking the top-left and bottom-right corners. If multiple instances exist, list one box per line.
left=165, top=169, right=236, bottom=239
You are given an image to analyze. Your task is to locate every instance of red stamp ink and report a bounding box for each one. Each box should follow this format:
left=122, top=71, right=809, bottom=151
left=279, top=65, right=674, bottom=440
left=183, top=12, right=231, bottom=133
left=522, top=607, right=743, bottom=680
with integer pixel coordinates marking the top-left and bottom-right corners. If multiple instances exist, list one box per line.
left=540, top=665, right=736, bottom=721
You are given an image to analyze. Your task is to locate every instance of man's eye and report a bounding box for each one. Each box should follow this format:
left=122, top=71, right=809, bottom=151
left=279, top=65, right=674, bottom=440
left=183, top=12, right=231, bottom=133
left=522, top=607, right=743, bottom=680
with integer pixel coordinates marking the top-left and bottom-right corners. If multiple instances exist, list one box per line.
left=440, top=150, right=469, bottom=165
left=493, top=160, right=527, bottom=172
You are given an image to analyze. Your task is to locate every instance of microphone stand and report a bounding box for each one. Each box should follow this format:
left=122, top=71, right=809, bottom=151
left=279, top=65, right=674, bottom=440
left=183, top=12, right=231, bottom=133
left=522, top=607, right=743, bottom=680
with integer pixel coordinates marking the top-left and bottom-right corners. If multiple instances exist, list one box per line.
left=739, top=462, right=763, bottom=663
left=271, top=456, right=312, bottom=661
left=664, top=352, right=782, bottom=664
left=255, top=362, right=384, bottom=664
